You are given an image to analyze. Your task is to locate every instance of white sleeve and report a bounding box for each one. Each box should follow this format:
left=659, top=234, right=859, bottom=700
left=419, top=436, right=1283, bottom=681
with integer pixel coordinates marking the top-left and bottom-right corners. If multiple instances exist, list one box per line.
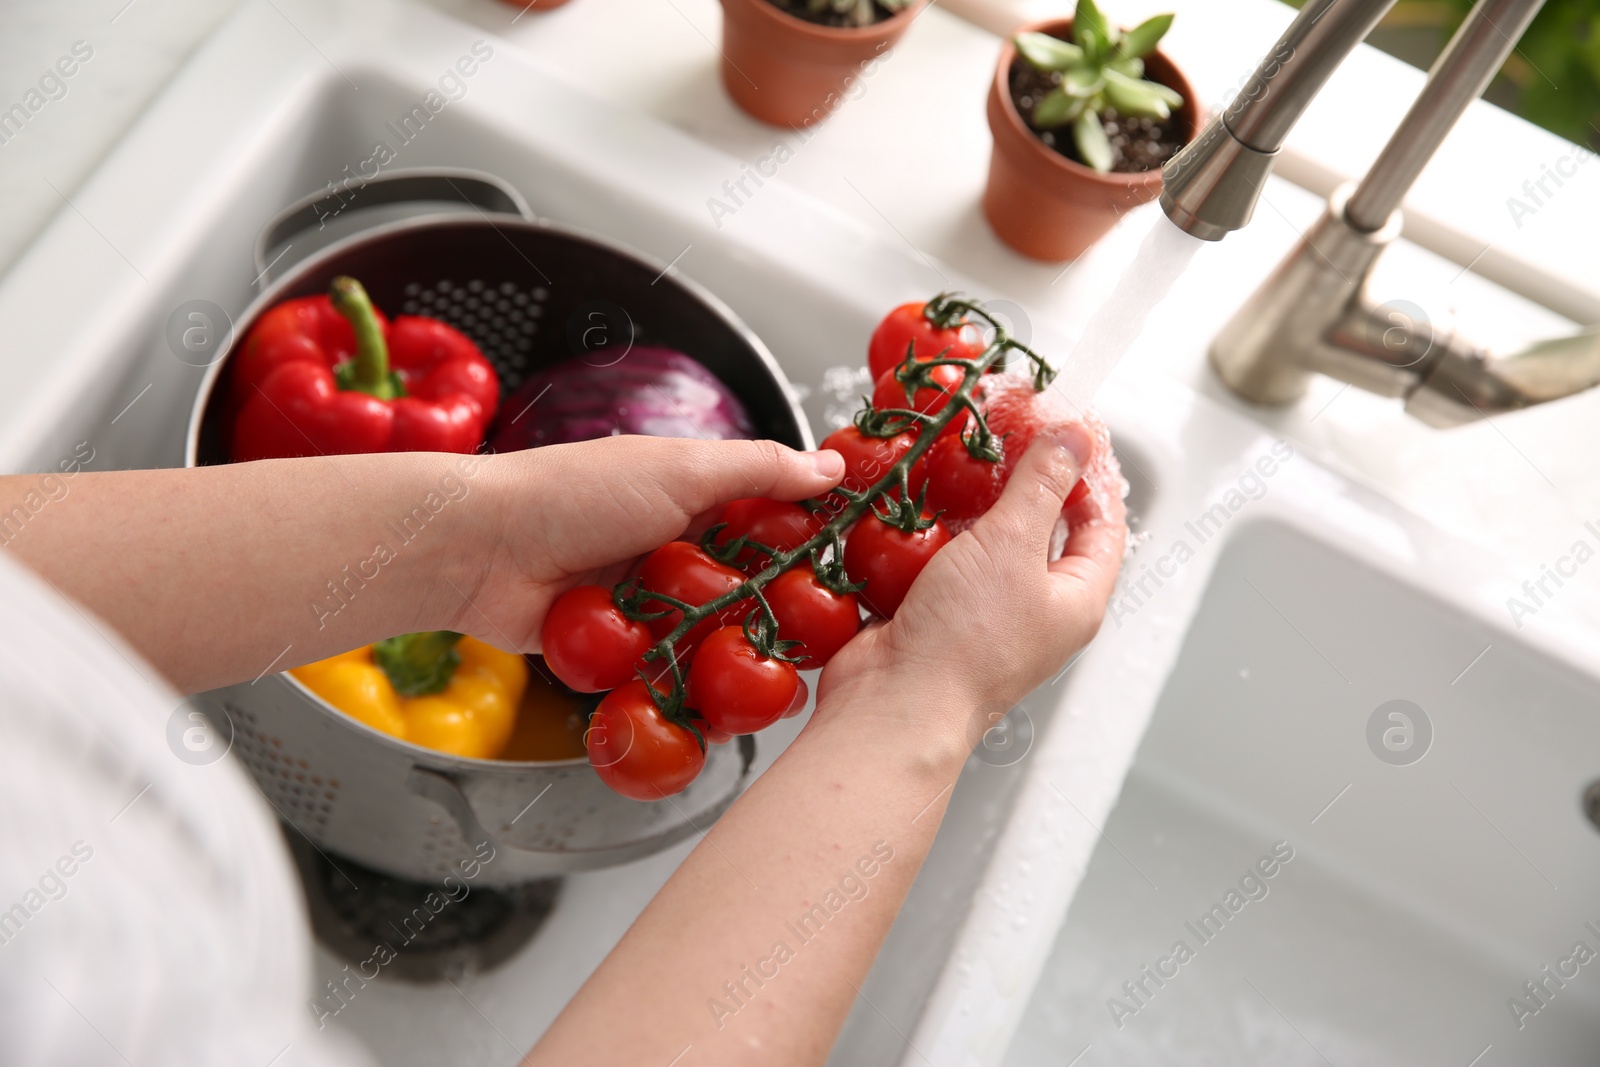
left=0, top=550, right=375, bottom=1067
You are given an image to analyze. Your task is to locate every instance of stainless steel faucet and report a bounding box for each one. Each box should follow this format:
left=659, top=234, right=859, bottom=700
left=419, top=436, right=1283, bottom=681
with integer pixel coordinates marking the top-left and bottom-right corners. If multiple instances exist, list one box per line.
left=1160, top=0, right=1597, bottom=428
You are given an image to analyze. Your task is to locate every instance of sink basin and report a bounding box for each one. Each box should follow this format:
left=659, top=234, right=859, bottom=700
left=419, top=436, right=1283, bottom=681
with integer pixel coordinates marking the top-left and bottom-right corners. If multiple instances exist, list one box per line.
left=905, top=402, right=1600, bottom=1066
left=3, top=1, right=1598, bottom=1065
left=1003, top=518, right=1600, bottom=1066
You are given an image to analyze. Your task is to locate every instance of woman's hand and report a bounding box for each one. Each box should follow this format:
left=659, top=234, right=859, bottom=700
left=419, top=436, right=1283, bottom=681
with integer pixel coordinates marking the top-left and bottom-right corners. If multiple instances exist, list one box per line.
left=817, top=424, right=1127, bottom=744
left=530, top=426, right=1128, bottom=1067
left=452, top=435, right=845, bottom=653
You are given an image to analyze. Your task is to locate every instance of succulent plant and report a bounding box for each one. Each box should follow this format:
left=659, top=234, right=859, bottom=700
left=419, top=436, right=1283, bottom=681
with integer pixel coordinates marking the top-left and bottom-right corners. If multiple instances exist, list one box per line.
left=1013, top=0, right=1183, bottom=172
left=773, top=0, right=914, bottom=28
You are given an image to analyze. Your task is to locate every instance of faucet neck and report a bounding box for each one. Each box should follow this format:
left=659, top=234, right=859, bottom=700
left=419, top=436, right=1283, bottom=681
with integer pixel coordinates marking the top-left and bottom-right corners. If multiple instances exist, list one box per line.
left=1223, top=0, right=1397, bottom=154
left=1160, top=0, right=1396, bottom=241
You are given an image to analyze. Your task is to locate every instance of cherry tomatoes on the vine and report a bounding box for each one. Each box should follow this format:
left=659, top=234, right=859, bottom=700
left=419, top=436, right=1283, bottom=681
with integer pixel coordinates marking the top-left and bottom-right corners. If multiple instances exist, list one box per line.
left=686, top=626, right=800, bottom=735
left=816, top=425, right=919, bottom=521
left=765, top=567, right=860, bottom=670
left=541, top=584, right=656, bottom=693
left=586, top=681, right=706, bottom=800
left=843, top=513, right=953, bottom=617
left=871, top=363, right=964, bottom=424
left=712, top=498, right=823, bottom=574
left=637, top=541, right=747, bottom=659
left=916, top=433, right=1006, bottom=525
left=867, top=302, right=984, bottom=382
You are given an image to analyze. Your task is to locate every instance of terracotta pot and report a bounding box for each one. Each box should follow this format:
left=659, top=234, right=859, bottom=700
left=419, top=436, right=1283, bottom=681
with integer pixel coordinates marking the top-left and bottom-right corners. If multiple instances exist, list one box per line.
left=494, top=0, right=573, bottom=11
left=983, top=20, right=1198, bottom=263
left=718, top=0, right=926, bottom=128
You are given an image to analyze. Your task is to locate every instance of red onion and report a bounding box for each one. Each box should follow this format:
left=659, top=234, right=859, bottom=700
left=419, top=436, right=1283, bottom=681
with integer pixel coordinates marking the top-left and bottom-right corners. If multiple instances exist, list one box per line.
left=488, top=346, right=755, bottom=451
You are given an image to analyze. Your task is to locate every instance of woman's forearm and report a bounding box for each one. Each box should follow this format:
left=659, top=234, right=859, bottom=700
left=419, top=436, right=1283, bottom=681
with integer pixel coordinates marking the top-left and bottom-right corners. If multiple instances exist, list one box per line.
left=528, top=671, right=972, bottom=1067
left=0, top=453, right=488, bottom=693
left=0, top=437, right=847, bottom=696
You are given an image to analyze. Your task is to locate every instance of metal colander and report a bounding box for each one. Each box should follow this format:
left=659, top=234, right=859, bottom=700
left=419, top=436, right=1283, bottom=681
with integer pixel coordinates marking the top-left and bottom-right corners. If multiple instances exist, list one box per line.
left=185, top=169, right=812, bottom=886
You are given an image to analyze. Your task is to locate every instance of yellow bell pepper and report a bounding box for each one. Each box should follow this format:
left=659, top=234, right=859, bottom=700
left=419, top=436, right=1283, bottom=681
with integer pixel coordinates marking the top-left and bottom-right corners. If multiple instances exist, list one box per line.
left=292, top=633, right=528, bottom=760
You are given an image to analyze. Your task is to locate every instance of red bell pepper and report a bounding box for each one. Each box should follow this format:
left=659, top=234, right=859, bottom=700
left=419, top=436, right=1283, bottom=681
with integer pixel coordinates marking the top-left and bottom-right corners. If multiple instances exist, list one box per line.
left=229, top=276, right=500, bottom=460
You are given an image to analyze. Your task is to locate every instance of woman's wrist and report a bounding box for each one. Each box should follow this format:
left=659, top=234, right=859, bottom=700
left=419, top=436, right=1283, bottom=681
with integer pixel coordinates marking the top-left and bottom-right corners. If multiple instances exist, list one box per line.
left=347, top=450, right=507, bottom=640
left=406, top=447, right=512, bottom=633
left=805, top=665, right=980, bottom=785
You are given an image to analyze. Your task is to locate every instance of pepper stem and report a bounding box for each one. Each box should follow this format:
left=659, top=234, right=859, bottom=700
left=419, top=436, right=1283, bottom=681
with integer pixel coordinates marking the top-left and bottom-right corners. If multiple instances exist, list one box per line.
left=329, top=276, right=404, bottom=400
left=373, top=631, right=464, bottom=697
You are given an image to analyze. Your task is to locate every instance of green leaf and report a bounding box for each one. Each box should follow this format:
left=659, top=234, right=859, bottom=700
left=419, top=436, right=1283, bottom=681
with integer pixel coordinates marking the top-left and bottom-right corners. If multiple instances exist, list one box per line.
left=1108, top=54, right=1144, bottom=79
left=1119, top=13, right=1173, bottom=59
left=1104, top=68, right=1172, bottom=119
left=1032, top=86, right=1085, bottom=128
left=1074, top=109, right=1114, bottom=172
left=1014, top=32, right=1085, bottom=72
left=1061, top=65, right=1104, bottom=97
left=1149, top=79, right=1184, bottom=109
left=1073, top=0, right=1109, bottom=62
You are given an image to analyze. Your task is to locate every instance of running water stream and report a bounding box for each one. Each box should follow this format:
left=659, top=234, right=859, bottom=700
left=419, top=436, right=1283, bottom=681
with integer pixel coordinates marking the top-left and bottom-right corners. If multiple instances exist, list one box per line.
left=1050, top=220, right=1207, bottom=415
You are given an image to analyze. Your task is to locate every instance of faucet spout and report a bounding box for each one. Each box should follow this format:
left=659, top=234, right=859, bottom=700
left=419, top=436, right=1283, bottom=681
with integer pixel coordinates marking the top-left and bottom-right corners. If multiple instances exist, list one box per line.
left=1159, top=0, right=1397, bottom=240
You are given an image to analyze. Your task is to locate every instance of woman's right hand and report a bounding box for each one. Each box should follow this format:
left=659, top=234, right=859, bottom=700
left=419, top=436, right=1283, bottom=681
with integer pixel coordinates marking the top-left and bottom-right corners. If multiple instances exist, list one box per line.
left=817, top=424, right=1128, bottom=746
left=527, top=428, right=1126, bottom=1067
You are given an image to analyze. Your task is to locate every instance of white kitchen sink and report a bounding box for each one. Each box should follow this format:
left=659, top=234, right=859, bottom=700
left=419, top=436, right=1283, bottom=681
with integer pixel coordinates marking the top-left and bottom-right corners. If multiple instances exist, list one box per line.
left=1001, top=518, right=1600, bottom=1066
left=3, top=1, right=1598, bottom=1065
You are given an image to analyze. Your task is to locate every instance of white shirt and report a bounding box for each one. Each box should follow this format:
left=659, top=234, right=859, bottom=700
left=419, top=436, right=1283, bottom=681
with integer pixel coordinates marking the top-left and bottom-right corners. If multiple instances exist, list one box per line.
left=0, top=549, right=370, bottom=1067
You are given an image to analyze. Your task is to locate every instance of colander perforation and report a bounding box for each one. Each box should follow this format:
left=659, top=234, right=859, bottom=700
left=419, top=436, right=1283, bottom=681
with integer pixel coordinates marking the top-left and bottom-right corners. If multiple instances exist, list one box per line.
left=401, top=279, right=548, bottom=389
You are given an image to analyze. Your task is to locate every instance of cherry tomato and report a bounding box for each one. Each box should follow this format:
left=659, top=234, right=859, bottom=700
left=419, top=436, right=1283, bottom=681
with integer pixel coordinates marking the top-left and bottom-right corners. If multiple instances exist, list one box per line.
left=690, top=716, right=735, bottom=745
left=977, top=374, right=1070, bottom=477
left=541, top=585, right=656, bottom=693
left=917, top=433, right=1005, bottom=524
left=782, top=676, right=811, bottom=718
left=712, top=498, right=823, bottom=574
left=871, top=362, right=965, bottom=424
left=816, top=425, right=918, bottom=522
left=686, top=626, right=800, bottom=735
left=586, top=681, right=706, bottom=800
left=637, top=542, right=748, bottom=659
left=867, top=301, right=984, bottom=382
left=765, top=567, right=860, bottom=670
left=843, top=513, right=953, bottom=617
left=977, top=374, right=1097, bottom=511
left=633, top=654, right=678, bottom=691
